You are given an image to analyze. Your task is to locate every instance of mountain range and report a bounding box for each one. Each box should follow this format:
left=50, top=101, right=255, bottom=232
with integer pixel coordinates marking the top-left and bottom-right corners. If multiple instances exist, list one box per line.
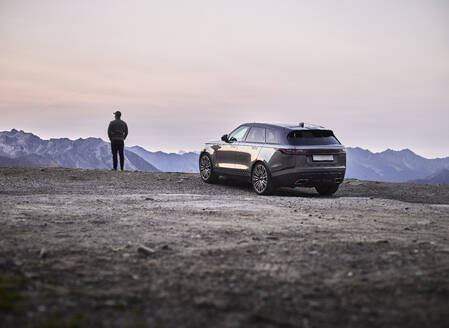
left=1, top=129, right=448, bottom=184
left=345, top=147, right=449, bottom=183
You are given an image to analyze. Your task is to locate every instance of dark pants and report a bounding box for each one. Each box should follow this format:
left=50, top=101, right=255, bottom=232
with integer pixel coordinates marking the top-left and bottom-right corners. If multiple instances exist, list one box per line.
left=111, top=140, right=125, bottom=170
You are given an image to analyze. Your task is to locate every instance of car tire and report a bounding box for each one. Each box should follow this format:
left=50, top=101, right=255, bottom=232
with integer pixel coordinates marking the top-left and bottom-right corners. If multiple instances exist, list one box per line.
left=199, top=153, right=218, bottom=184
left=251, top=162, right=275, bottom=195
left=315, top=183, right=339, bottom=196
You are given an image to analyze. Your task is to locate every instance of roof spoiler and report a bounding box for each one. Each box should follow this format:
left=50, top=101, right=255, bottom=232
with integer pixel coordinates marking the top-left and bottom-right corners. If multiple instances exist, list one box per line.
left=298, top=122, right=325, bottom=129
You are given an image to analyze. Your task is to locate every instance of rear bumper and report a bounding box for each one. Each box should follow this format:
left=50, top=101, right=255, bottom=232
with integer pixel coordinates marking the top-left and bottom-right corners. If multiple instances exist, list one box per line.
left=271, top=167, right=346, bottom=187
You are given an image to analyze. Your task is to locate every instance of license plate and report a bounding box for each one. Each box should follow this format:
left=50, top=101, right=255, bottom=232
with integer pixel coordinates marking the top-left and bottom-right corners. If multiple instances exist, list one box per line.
left=312, top=155, right=334, bottom=161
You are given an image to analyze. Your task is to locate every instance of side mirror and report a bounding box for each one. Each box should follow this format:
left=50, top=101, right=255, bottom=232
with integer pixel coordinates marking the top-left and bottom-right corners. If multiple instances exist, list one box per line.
left=221, top=134, right=229, bottom=143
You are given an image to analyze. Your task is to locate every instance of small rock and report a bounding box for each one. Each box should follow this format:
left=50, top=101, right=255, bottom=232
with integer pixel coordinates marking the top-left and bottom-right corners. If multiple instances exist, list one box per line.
left=386, top=251, right=401, bottom=256
left=39, top=248, right=47, bottom=259
left=24, top=272, right=39, bottom=279
left=137, top=245, right=155, bottom=256
left=376, top=240, right=389, bottom=244
left=145, top=197, right=154, bottom=201
left=282, top=293, right=292, bottom=300
left=13, top=259, right=23, bottom=266
left=161, top=244, right=171, bottom=250
left=252, top=236, right=261, bottom=241
left=266, top=236, right=279, bottom=241
left=347, top=271, right=354, bottom=277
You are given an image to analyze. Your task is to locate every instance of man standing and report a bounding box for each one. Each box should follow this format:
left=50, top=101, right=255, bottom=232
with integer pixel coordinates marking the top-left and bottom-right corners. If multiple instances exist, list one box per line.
left=108, top=111, right=128, bottom=171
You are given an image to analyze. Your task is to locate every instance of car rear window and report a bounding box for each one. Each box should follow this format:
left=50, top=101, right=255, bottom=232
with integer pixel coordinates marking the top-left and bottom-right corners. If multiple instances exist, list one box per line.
left=246, top=127, right=266, bottom=143
left=266, top=128, right=281, bottom=144
left=287, top=130, right=340, bottom=145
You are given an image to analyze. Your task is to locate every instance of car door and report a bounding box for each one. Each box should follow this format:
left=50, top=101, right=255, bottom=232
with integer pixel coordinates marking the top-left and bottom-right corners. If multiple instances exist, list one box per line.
left=215, top=126, right=249, bottom=174
left=234, top=126, right=265, bottom=176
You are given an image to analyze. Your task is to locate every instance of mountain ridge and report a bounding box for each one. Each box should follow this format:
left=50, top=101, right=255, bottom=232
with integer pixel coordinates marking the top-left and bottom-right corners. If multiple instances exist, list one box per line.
left=1, top=129, right=449, bottom=183
left=0, top=129, right=159, bottom=172
left=408, top=169, right=449, bottom=185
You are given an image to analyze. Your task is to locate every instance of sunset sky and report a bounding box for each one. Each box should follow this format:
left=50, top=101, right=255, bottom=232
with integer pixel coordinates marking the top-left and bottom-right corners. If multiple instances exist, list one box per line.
left=1, top=0, right=448, bottom=157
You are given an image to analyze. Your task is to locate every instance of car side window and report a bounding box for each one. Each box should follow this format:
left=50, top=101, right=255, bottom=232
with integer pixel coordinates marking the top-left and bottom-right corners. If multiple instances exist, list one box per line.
left=245, top=127, right=266, bottom=143
left=229, top=126, right=249, bottom=142
left=266, top=128, right=280, bottom=144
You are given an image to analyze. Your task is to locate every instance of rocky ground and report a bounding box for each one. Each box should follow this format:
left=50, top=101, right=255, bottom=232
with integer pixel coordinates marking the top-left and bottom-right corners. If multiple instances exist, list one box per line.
left=0, top=167, right=448, bottom=328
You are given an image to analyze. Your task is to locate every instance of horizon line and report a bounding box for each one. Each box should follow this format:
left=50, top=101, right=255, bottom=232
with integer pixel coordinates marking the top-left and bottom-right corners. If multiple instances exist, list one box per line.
left=2, top=128, right=448, bottom=160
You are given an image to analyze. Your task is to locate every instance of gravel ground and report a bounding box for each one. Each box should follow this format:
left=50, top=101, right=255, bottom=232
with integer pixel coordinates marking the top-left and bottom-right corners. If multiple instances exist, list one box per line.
left=0, top=167, right=448, bottom=328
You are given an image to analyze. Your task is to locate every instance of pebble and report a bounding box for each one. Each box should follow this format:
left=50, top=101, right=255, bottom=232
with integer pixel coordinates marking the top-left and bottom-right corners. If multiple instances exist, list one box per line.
left=39, top=248, right=47, bottom=259
left=137, top=245, right=155, bottom=256
left=386, top=251, right=401, bottom=256
left=13, top=259, right=23, bottom=266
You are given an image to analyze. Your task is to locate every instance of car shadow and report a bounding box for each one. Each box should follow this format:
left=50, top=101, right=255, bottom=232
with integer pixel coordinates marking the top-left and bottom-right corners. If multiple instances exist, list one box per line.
left=216, top=177, right=329, bottom=198
left=274, top=187, right=321, bottom=198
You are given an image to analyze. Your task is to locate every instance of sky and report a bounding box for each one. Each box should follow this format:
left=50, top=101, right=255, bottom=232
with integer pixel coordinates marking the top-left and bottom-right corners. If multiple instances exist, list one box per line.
left=0, top=0, right=448, bottom=157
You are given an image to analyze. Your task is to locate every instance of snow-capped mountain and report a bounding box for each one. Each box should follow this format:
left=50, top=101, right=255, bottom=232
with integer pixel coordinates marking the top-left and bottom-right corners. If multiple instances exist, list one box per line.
left=0, top=129, right=159, bottom=172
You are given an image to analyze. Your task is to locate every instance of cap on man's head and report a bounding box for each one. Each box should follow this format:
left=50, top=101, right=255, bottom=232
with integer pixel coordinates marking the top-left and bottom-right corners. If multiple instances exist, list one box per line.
left=113, top=111, right=122, bottom=117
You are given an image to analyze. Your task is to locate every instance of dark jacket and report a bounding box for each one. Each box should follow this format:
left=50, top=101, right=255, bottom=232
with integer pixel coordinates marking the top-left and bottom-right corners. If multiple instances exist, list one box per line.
left=108, top=119, right=128, bottom=141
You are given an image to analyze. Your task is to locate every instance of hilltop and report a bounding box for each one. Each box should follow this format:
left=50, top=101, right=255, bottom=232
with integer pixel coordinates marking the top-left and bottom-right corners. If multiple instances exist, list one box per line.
left=1, top=167, right=448, bottom=328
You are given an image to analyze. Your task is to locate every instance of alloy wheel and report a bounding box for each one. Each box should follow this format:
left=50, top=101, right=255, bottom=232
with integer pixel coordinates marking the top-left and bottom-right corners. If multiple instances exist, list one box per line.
left=252, top=164, right=268, bottom=193
left=200, top=155, right=212, bottom=180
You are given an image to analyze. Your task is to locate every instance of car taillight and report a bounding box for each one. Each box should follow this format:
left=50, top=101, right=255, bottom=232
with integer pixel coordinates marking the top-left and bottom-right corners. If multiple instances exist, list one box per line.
left=279, top=148, right=346, bottom=154
left=279, top=149, right=307, bottom=154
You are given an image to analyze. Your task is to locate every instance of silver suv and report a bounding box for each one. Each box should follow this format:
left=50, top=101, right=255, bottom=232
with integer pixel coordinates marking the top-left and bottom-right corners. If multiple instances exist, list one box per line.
left=199, top=123, right=346, bottom=195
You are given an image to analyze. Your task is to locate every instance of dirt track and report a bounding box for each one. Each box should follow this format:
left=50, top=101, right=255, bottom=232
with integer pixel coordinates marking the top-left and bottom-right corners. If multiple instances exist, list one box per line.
left=1, top=167, right=448, bottom=328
